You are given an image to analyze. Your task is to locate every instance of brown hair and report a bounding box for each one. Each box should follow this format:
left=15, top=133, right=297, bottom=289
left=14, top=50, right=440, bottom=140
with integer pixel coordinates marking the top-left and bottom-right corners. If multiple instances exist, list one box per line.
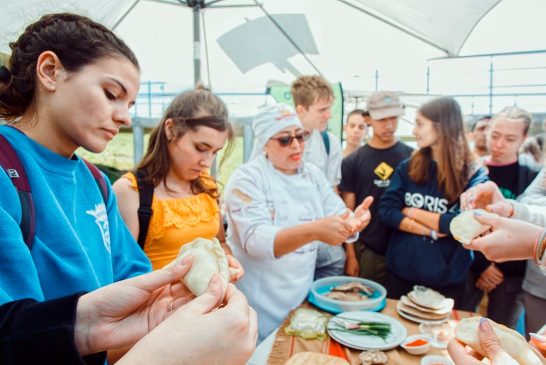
left=137, top=85, right=233, bottom=198
left=291, top=75, right=334, bottom=109
left=0, top=13, right=139, bottom=121
left=409, top=97, right=476, bottom=203
left=490, top=106, right=533, bottom=135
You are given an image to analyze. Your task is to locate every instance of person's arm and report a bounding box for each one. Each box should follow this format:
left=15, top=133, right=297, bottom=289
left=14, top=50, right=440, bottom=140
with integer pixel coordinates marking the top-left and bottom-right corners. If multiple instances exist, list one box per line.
left=112, top=175, right=140, bottom=240
left=0, top=293, right=106, bottom=365
left=107, top=180, right=152, bottom=281
left=378, top=163, right=410, bottom=230
left=326, top=133, right=343, bottom=187
left=344, top=242, right=359, bottom=276
left=216, top=213, right=244, bottom=282
left=341, top=191, right=357, bottom=211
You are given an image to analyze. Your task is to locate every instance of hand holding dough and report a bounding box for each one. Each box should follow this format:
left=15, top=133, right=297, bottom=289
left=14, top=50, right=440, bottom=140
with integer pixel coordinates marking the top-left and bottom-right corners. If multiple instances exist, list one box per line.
left=450, top=209, right=490, bottom=245
left=456, top=317, right=545, bottom=365
left=168, top=238, right=230, bottom=297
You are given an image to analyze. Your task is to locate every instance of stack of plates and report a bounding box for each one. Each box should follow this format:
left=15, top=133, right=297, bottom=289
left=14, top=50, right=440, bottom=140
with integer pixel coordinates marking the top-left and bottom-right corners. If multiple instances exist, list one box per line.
left=396, top=286, right=453, bottom=324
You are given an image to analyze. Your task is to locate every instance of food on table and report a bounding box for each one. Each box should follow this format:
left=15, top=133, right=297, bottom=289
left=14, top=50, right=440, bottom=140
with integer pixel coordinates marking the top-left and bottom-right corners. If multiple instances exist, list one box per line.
left=284, top=308, right=329, bottom=340
left=449, top=209, right=490, bottom=245
left=407, top=286, right=450, bottom=310
left=327, top=316, right=391, bottom=340
left=284, top=352, right=350, bottom=365
left=166, top=237, right=229, bottom=296
left=324, top=281, right=375, bottom=301
left=358, top=349, right=388, bottom=365
left=456, top=317, right=545, bottom=365
left=405, top=338, right=428, bottom=347
left=333, top=282, right=374, bottom=296
left=325, top=291, right=369, bottom=301
left=397, top=287, right=453, bottom=323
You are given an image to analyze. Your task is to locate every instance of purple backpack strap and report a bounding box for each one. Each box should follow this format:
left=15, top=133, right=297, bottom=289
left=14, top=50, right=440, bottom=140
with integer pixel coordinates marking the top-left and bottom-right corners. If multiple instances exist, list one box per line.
left=0, top=134, right=36, bottom=249
left=83, top=160, right=109, bottom=203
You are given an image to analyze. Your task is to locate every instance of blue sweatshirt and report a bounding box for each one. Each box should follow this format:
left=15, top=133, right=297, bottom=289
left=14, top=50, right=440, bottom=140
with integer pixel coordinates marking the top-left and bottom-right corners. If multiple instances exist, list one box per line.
left=379, top=159, right=488, bottom=287
left=0, top=126, right=151, bottom=304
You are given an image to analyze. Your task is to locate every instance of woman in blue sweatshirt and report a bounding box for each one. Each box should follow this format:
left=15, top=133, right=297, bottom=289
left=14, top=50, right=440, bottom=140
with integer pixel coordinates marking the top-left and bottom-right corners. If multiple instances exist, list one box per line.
left=0, top=14, right=151, bottom=305
left=379, top=97, right=488, bottom=307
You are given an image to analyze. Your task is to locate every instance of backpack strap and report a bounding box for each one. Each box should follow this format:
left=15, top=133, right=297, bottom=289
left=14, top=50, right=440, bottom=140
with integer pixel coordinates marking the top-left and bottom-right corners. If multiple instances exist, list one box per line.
left=136, top=169, right=154, bottom=249
left=0, top=134, right=36, bottom=249
left=83, top=160, right=109, bottom=202
left=321, top=130, right=330, bottom=155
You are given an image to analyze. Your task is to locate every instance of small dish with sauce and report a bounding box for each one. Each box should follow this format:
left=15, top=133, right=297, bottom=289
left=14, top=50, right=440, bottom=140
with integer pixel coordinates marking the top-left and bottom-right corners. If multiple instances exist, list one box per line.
left=400, top=334, right=431, bottom=355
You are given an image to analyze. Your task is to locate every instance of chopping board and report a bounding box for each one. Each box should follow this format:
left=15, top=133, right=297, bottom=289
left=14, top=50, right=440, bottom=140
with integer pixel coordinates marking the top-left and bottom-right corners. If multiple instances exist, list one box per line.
left=284, top=352, right=350, bottom=365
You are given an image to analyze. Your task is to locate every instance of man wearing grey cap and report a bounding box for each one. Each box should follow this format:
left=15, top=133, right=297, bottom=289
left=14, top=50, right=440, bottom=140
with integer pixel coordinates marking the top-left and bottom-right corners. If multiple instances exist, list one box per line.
left=339, top=91, right=413, bottom=284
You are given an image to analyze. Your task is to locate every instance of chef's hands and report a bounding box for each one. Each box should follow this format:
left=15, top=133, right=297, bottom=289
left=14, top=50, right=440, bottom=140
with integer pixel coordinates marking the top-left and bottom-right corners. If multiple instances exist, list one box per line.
left=316, top=196, right=373, bottom=245
left=346, top=196, right=373, bottom=233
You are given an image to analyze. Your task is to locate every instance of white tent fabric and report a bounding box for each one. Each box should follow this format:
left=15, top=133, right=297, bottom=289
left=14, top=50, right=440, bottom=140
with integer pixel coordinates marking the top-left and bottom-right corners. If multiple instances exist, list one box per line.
left=0, top=0, right=501, bottom=92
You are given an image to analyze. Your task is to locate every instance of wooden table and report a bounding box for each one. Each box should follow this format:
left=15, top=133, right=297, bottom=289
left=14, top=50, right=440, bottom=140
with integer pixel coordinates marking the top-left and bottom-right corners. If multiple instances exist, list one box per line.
left=263, top=299, right=475, bottom=365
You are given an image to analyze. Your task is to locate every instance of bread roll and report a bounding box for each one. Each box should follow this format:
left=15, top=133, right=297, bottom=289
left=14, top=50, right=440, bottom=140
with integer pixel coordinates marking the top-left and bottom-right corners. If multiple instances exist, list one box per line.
left=449, top=209, right=490, bottom=245
left=456, top=317, right=545, bottom=365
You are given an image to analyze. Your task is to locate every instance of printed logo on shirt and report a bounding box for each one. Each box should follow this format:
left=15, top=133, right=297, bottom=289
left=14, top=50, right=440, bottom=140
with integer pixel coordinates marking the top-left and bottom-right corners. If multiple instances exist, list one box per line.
left=86, top=202, right=111, bottom=253
left=374, top=162, right=394, bottom=180
left=405, top=192, right=448, bottom=214
left=373, top=162, right=394, bottom=188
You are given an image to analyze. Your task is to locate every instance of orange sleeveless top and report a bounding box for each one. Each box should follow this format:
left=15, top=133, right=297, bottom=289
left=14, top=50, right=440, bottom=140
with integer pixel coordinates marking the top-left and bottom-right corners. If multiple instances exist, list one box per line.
left=123, top=172, right=220, bottom=270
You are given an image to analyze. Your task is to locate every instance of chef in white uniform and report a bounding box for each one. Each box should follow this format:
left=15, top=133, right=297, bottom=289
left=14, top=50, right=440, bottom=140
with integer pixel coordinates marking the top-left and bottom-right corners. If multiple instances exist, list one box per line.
left=225, top=104, right=373, bottom=341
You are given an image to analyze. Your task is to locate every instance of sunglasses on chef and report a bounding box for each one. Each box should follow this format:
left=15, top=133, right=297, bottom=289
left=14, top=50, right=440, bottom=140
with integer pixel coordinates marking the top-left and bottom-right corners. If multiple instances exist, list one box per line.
left=270, top=131, right=311, bottom=147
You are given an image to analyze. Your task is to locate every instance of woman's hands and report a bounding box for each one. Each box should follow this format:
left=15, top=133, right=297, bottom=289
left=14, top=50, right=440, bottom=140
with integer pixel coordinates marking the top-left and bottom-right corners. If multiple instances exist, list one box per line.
left=347, top=196, right=373, bottom=233
left=460, top=181, right=514, bottom=217
left=465, top=211, right=540, bottom=262
left=448, top=318, right=518, bottom=365
left=227, top=254, right=245, bottom=282
left=117, top=280, right=258, bottom=365
left=75, top=257, right=195, bottom=355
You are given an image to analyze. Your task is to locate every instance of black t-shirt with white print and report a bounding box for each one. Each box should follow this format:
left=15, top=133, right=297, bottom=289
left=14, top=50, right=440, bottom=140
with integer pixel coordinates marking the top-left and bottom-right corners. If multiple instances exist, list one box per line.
left=340, top=142, right=413, bottom=255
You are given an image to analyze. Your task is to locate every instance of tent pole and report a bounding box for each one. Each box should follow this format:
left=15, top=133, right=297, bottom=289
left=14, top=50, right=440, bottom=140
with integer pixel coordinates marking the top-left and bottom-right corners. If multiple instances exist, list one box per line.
left=193, top=1, right=202, bottom=86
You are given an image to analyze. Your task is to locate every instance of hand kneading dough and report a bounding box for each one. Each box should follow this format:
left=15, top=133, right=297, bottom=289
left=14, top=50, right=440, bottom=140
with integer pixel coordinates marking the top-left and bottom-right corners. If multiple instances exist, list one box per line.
left=449, top=209, right=490, bottom=245
left=170, top=237, right=229, bottom=296
left=456, top=317, right=546, bottom=365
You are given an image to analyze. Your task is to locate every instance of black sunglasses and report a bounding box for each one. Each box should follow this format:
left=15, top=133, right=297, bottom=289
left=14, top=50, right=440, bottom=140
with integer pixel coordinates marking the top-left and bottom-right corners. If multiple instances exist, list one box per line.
left=270, top=131, right=311, bottom=147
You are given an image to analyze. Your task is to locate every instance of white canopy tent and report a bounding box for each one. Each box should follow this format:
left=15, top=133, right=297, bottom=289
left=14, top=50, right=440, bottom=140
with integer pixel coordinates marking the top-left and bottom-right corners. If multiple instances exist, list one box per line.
left=1, top=0, right=502, bottom=92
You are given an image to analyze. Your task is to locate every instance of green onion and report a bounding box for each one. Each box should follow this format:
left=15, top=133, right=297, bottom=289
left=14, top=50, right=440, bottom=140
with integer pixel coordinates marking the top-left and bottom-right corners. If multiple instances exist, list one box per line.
left=328, top=317, right=391, bottom=340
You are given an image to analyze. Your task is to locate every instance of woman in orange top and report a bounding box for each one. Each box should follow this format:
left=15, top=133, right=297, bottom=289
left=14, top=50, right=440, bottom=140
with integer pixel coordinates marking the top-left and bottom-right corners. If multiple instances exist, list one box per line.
left=114, top=86, right=243, bottom=279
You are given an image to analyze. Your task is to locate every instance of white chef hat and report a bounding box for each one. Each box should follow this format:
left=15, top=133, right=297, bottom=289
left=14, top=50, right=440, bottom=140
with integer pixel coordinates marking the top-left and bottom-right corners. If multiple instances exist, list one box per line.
left=249, top=103, right=303, bottom=160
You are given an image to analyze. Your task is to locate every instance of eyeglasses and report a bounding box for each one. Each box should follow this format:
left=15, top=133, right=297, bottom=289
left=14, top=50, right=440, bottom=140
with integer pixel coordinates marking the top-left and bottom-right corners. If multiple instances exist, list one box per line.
left=270, top=131, right=311, bottom=147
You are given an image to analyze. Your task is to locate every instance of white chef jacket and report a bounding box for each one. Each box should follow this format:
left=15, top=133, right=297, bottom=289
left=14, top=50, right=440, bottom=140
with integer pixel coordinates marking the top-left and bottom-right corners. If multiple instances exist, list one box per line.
left=303, top=129, right=343, bottom=186
left=225, top=155, right=352, bottom=341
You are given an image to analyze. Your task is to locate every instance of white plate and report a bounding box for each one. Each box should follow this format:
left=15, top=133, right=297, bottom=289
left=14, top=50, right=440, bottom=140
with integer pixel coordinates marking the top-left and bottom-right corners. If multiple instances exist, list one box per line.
left=327, top=311, right=407, bottom=351
left=397, top=302, right=449, bottom=325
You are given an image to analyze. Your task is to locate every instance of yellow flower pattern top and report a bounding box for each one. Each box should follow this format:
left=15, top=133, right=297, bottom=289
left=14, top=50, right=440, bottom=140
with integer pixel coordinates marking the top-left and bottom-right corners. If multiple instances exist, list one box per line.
left=123, top=172, right=220, bottom=270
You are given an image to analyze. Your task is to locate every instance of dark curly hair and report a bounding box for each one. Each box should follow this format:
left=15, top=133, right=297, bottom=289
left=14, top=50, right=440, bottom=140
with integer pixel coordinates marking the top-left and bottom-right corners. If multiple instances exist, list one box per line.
left=0, top=12, right=139, bottom=120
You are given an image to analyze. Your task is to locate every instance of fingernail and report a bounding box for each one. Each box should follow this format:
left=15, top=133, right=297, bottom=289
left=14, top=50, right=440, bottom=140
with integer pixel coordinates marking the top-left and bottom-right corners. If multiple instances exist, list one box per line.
left=474, top=210, right=484, bottom=217
left=479, top=317, right=492, bottom=333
